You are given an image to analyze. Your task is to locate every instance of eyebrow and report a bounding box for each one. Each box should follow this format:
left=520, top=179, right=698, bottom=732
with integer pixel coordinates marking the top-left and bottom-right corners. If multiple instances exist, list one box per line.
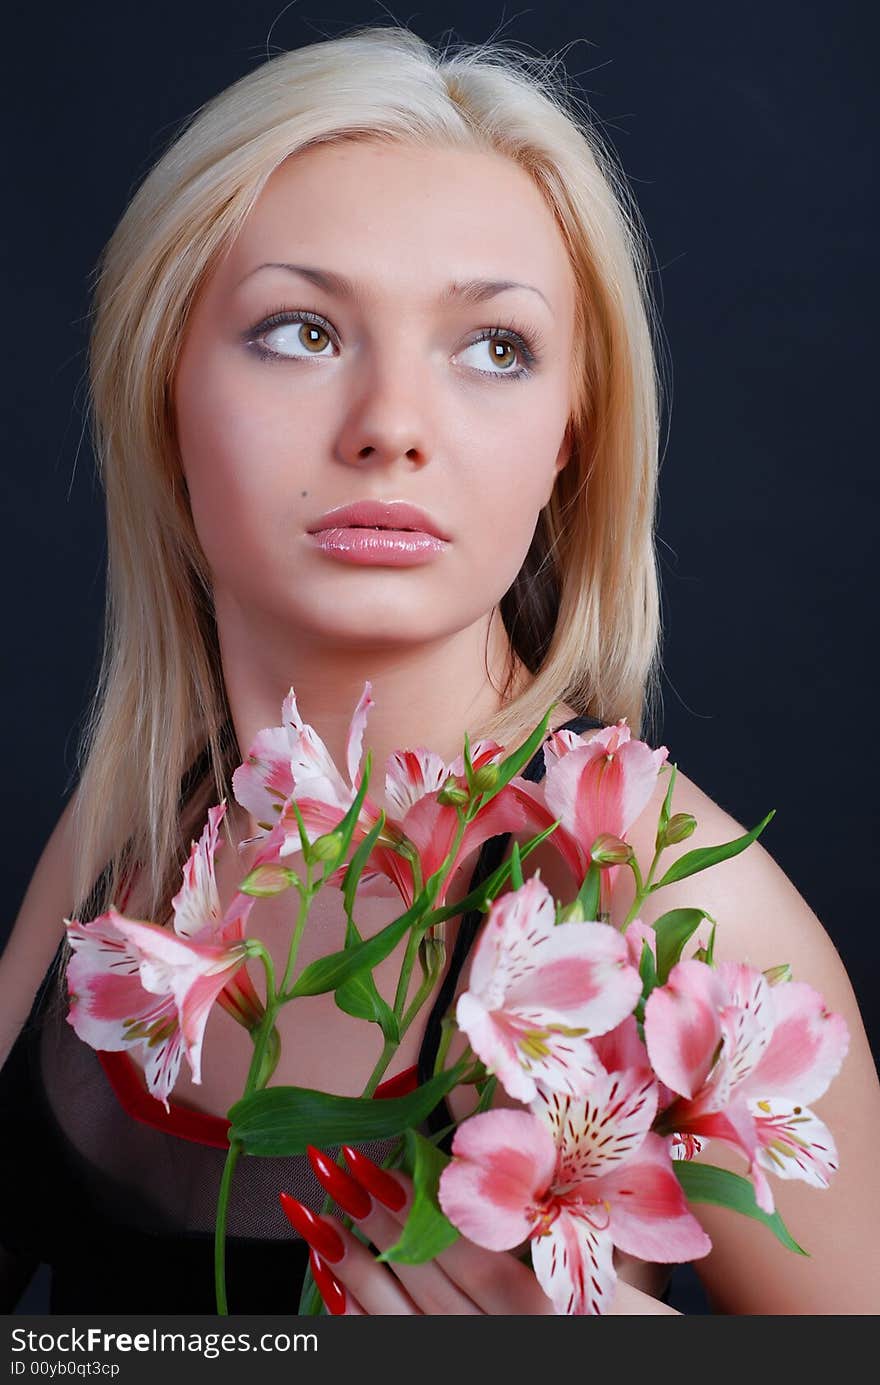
left=237, top=262, right=552, bottom=313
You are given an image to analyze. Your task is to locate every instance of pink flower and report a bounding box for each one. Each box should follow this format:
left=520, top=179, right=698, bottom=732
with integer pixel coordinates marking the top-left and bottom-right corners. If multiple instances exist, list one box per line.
left=438, top=1063, right=711, bottom=1314
left=232, top=682, right=392, bottom=869
left=511, top=720, right=669, bottom=913
left=64, top=802, right=261, bottom=1111
left=231, top=682, right=555, bottom=909
left=644, top=959, right=849, bottom=1211
left=455, top=876, right=642, bottom=1102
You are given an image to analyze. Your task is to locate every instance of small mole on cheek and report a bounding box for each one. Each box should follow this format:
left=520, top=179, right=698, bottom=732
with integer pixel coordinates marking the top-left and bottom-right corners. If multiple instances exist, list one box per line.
left=301, top=490, right=308, bottom=497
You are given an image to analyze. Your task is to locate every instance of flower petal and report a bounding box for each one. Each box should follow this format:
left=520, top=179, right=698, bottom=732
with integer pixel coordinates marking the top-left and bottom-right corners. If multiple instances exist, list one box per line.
left=751, top=1097, right=840, bottom=1190
left=594, top=1132, right=713, bottom=1263
left=532, top=1066, right=658, bottom=1184
left=231, top=726, right=297, bottom=828
left=531, top=1208, right=617, bottom=1315
left=740, top=981, right=850, bottom=1106
left=384, top=746, right=451, bottom=818
left=456, top=991, right=603, bottom=1103
left=644, top=959, right=728, bottom=1098
left=346, top=681, right=374, bottom=789
left=171, top=802, right=226, bottom=940
left=438, top=1109, right=557, bottom=1251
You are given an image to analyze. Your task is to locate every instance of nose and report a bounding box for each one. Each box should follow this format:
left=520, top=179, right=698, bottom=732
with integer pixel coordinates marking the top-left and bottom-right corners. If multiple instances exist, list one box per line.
left=333, top=345, right=433, bottom=470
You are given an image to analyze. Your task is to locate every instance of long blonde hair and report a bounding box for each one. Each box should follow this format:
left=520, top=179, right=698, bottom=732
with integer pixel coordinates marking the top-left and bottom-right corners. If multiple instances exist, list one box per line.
left=64, top=23, right=668, bottom=962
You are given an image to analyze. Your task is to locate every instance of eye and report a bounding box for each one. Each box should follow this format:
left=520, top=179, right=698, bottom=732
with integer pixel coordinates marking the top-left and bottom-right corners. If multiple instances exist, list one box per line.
left=455, top=326, right=540, bottom=381
left=245, top=309, right=337, bottom=361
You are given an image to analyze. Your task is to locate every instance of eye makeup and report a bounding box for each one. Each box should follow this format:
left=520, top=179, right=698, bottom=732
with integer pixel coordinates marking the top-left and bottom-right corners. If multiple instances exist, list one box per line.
left=241, top=304, right=546, bottom=380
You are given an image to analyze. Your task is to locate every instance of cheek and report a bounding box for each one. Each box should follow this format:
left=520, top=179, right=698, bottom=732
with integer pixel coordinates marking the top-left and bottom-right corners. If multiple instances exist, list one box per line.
left=457, top=408, right=562, bottom=574
left=173, top=350, right=322, bottom=575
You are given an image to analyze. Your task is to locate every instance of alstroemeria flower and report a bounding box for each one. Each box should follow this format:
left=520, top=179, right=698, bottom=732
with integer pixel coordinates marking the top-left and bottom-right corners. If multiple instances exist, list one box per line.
left=508, top=720, right=668, bottom=915
left=456, top=876, right=642, bottom=1101
left=231, top=682, right=556, bottom=909
left=438, top=1063, right=711, bottom=1314
left=644, top=959, right=849, bottom=1211
left=65, top=802, right=260, bottom=1111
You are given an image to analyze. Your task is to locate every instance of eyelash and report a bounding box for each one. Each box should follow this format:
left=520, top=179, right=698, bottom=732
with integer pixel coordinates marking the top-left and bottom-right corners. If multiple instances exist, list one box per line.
left=243, top=305, right=544, bottom=381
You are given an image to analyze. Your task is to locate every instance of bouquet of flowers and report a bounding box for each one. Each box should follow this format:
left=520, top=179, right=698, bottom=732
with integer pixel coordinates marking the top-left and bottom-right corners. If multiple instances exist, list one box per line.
left=63, top=686, right=849, bottom=1315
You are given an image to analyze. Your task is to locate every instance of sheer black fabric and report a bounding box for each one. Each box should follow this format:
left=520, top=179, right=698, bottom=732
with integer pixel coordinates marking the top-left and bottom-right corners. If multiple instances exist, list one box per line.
left=0, top=714, right=603, bottom=1313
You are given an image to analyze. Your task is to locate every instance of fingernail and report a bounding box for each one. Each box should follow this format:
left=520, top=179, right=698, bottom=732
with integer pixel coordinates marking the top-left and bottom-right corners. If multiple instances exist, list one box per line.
left=341, top=1145, right=407, bottom=1211
left=309, top=1249, right=346, bottom=1315
left=278, top=1192, right=345, bottom=1263
left=306, top=1146, right=373, bottom=1219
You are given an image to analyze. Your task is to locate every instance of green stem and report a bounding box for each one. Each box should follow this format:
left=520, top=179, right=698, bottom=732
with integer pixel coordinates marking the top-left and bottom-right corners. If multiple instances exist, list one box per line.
left=620, top=841, right=664, bottom=932
left=278, top=863, right=316, bottom=999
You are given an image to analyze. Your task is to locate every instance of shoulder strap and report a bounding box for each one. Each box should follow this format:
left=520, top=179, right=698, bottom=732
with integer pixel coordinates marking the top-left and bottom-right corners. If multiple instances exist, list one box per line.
left=416, top=713, right=605, bottom=1145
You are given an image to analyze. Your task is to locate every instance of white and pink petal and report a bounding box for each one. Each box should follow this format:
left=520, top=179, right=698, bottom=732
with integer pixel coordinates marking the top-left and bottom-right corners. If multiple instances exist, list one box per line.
left=751, top=1097, right=840, bottom=1190
left=532, top=1067, right=658, bottom=1185
left=530, top=1207, right=617, bottom=1315
left=739, top=981, right=850, bottom=1106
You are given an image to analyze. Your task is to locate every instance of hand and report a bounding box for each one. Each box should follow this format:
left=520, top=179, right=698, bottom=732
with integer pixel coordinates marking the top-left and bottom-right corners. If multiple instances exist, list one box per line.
left=278, top=1145, right=557, bottom=1315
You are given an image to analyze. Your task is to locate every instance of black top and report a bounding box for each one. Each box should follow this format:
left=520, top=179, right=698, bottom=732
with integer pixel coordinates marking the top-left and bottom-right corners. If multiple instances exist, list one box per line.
left=0, top=715, right=603, bottom=1313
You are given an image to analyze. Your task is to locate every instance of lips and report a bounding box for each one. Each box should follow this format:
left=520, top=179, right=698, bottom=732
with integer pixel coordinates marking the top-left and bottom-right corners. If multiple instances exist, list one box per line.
left=307, top=500, right=450, bottom=541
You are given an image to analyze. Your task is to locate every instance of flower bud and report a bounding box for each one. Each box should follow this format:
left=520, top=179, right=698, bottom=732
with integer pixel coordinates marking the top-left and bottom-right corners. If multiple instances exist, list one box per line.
left=239, top=862, right=298, bottom=897
left=307, top=829, right=345, bottom=864
left=658, top=813, right=697, bottom=848
left=471, top=763, right=500, bottom=794
left=438, top=781, right=469, bottom=807
left=763, top=962, right=792, bottom=986
left=590, top=833, right=633, bottom=866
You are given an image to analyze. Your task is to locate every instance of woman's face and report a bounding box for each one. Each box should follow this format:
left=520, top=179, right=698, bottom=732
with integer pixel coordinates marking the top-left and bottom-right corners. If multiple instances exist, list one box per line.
left=173, top=138, right=577, bottom=651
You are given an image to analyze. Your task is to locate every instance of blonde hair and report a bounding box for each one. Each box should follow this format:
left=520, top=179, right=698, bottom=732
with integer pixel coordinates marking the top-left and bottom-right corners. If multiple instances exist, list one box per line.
left=63, top=23, right=667, bottom=966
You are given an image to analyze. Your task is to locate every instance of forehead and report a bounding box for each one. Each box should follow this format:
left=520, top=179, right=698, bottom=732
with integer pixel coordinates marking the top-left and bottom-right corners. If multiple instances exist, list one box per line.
left=223, top=139, right=576, bottom=318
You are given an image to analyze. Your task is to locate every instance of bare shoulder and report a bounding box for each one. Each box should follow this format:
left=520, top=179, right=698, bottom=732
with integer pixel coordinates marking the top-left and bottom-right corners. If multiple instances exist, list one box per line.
left=615, top=762, right=880, bottom=1314
left=0, top=790, right=80, bottom=1068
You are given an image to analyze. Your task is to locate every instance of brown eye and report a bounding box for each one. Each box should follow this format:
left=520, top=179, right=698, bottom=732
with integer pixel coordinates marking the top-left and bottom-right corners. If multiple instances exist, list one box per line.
left=264, top=320, right=333, bottom=356
left=455, top=327, right=537, bottom=380
left=246, top=310, right=337, bottom=362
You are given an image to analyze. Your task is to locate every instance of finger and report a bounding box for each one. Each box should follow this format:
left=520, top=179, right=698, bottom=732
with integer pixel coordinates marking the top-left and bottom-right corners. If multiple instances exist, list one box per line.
left=340, top=1147, right=554, bottom=1315
left=280, top=1194, right=419, bottom=1315
left=309, top=1147, right=483, bottom=1315
left=309, top=1250, right=364, bottom=1317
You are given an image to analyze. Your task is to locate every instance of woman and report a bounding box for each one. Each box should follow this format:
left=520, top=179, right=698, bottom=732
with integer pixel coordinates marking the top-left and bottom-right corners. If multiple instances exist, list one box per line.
left=1, top=25, right=877, bottom=1315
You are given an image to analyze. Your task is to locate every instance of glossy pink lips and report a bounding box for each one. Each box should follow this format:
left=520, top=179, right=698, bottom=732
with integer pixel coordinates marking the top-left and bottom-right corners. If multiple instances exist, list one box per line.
left=307, top=526, right=448, bottom=566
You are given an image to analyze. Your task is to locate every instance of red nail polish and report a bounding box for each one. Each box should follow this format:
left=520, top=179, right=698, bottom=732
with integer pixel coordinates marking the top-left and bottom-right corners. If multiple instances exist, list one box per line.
left=341, top=1145, right=407, bottom=1211
left=309, top=1249, right=346, bottom=1316
left=306, top=1146, right=373, bottom=1220
left=278, top=1192, right=345, bottom=1263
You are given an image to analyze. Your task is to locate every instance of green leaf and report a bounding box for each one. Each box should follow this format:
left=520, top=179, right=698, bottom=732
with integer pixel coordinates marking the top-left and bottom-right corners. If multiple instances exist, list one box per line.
left=653, top=908, right=709, bottom=984
left=290, top=874, right=435, bottom=998
left=377, top=1129, right=459, bottom=1265
left=576, top=861, right=601, bottom=920
left=639, top=937, right=657, bottom=994
left=509, top=840, right=524, bottom=891
left=341, top=811, right=387, bottom=923
left=673, top=1161, right=807, bottom=1255
left=655, top=762, right=678, bottom=847
left=318, top=750, right=374, bottom=883
left=334, top=970, right=400, bottom=1043
left=229, top=1062, right=468, bottom=1156
left=653, top=809, right=776, bottom=889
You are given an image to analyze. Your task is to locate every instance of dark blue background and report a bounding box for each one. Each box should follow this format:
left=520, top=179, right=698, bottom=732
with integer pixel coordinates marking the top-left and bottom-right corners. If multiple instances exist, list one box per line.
left=4, top=1, right=877, bottom=1315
